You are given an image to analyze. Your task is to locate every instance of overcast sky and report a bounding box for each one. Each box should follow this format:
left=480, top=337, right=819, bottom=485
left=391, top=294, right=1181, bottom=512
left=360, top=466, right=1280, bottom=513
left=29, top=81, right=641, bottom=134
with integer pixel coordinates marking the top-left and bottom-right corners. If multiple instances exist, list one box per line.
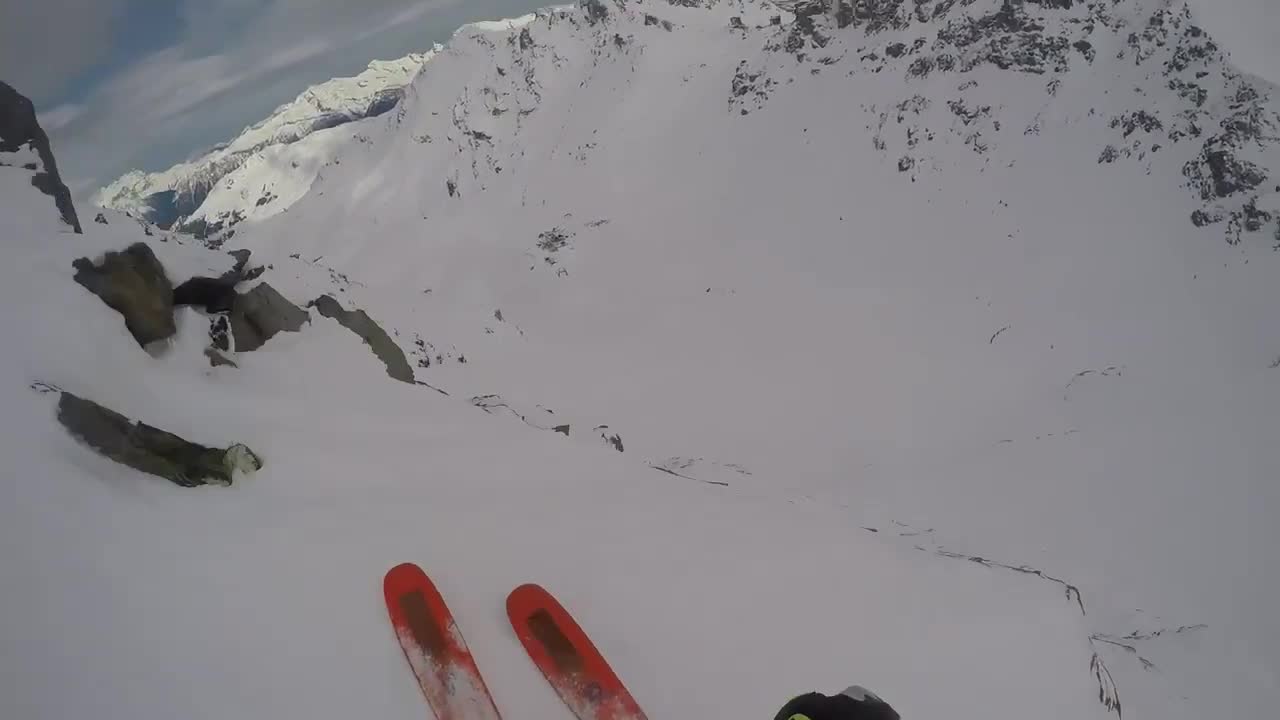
left=0, top=0, right=548, bottom=195
left=0, top=0, right=1276, bottom=196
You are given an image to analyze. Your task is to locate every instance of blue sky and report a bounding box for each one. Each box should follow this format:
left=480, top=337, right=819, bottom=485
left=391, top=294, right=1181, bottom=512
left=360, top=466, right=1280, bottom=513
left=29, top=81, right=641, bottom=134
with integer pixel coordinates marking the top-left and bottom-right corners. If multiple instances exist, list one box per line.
left=1, top=0, right=1277, bottom=196
left=1, top=0, right=549, bottom=195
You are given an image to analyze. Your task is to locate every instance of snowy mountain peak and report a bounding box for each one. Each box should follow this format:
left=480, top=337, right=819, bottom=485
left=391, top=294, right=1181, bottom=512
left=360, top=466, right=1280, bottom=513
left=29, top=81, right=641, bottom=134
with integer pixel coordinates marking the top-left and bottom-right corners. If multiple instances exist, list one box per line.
left=93, top=50, right=438, bottom=232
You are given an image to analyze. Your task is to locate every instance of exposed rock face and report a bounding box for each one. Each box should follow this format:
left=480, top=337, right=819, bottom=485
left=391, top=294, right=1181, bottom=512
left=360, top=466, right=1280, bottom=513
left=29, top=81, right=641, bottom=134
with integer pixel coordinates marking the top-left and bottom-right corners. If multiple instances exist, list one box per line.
left=0, top=80, right=81, bottom=233
left=57, top=392, right=261, bottom=487
left=229, top=283, right=310, bottom=352
left=743, top=0, right=1280, bottom=245
left=174, top=276, right=238, bottom=314
left=311, top=295, right=414, bottom=383
left=72, top=243, right=175, bottom=347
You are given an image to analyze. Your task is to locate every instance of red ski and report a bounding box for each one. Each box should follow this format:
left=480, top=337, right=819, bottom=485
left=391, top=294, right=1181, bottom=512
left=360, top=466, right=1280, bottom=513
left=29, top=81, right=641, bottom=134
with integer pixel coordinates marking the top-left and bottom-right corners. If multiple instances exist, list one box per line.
left=384, top=563, right=503, bottom=720
left=507, top=583, right=648, bottom=720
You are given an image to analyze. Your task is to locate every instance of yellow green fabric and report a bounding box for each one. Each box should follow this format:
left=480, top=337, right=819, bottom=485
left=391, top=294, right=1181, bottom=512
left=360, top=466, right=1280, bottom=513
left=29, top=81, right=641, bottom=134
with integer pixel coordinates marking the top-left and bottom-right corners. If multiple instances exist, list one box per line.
left=787, top=715, right=812, bottom=720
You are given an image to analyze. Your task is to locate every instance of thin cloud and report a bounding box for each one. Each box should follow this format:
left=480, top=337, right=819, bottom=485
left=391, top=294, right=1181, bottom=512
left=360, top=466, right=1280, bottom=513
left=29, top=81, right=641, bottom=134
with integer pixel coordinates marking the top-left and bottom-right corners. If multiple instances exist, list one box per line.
left=46, top=0, right=554, bottom=196
left=0, top=0, right=130, bottom=105
left=39, top=104, right=85, bottom=133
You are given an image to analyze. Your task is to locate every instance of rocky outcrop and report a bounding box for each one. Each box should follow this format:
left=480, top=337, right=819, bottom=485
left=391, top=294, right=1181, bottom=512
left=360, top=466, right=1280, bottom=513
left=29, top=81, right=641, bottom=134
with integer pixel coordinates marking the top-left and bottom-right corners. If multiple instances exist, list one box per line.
left=57, top=391, right=261, bottom=487
left=746, top=0, right=1280, bottom=245
left=0, top=80, right=81, bottom=233
left=229, top=283, right=310, bottom=352
left=72, top=243, right=175, bottom=347
left=173, top=248, right=266, bottom=314
left=311, top=295, right=414, bottom=383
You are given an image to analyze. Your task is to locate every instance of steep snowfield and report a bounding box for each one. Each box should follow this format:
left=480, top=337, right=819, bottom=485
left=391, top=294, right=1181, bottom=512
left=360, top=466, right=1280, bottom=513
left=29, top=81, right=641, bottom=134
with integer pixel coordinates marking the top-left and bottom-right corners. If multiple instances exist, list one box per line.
left=0, top=188, right=1099, bottom=720
left=5, top=1, right=1280, bottom=719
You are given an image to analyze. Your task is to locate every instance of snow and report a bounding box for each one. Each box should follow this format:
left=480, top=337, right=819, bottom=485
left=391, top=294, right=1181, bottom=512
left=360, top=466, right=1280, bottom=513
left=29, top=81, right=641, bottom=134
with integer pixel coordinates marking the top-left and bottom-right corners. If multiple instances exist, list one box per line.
left=4, top=1, right=1280, bottom=719
left=93, top=51, right=436, bottom=224
left=464, top=13, right=542, bottom=35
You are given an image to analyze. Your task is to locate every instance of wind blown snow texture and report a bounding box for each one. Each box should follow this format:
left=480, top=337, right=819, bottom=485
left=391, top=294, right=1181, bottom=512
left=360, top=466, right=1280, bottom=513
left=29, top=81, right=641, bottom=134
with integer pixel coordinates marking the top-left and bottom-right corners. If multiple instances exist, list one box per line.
left=4, top=1, right=1279, bottom=719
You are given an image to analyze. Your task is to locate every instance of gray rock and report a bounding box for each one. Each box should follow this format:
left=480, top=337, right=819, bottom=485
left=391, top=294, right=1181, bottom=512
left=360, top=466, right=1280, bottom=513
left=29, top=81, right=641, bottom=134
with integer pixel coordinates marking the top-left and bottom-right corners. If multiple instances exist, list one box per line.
left=57, top=392, right=261, bottom=487
left=311, top=295, right=414, bottom=383
left=0, top=81, right=81, bottom=233
left=229, top=283, right=309, bottom=352
left=72, top=243, right=176, bottom=346
left=204, top=347, right=238, bottom=368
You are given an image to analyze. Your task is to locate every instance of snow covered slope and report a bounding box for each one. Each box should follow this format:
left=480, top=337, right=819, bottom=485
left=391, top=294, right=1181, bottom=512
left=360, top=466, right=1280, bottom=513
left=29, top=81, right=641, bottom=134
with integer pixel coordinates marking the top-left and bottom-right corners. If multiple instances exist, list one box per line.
left=4, top=1, right=1280, bottom=719
left=93, top=52, right=437, bottom=232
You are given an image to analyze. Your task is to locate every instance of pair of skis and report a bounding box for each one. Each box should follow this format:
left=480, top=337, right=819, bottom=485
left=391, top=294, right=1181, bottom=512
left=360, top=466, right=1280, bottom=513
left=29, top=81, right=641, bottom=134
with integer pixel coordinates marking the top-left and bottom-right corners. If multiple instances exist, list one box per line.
left=384, top=563, right=647, bottom=720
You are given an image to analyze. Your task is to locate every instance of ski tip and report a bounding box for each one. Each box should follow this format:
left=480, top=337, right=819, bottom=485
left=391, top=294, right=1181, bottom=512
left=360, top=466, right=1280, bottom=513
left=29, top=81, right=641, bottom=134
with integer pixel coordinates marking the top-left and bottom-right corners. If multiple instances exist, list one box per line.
left=507, top=583, right=557, bottom=622
left=384, top=562, right=427, bottom=595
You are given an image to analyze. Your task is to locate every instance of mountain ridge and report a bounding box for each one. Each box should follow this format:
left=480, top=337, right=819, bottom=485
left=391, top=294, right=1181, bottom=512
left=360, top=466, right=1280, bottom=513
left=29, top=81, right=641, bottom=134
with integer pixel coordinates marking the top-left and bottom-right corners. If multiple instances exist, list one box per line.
left=93, top=51, right=436, bottom=230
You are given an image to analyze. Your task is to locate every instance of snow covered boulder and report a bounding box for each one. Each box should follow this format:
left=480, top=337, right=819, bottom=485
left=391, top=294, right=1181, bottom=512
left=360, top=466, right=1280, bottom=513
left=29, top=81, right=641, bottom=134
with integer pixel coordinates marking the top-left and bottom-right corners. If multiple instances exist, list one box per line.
left=72, top=242, right=175, bottom=347
left=311, top=295, right=414, bottom=383
left=229, top=282, right=309, bottom=352
left=0, top=80, right=80, bottom=233
left=56, top=392, right=262, bottom=488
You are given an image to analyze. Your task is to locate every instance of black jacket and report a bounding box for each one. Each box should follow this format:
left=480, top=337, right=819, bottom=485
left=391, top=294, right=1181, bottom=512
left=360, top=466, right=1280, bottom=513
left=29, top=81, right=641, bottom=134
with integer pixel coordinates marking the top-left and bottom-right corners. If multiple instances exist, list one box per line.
left=773, top=687, right=900, bottom=720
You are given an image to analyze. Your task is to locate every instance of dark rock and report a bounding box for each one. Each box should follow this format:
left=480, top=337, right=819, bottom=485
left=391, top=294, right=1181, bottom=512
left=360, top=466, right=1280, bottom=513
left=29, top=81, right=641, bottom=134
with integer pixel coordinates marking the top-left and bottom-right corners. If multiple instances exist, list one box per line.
left=311, top=295, right=414, bottom=383
left=538, top=228, right=571, bottom=253
left=0, top=81, right=81, bottom=233
left=907, top=57, right=934, bottom=78
left=365, top=88, right=404, bottom=118
left=1204, top=149, right=1265, bottom=199
left=842, top=0, right=910, bottom=34
left=1072, top=39, right=1095, bottom=62
left=94, top=213, right=109, bottom=225
left=174, top=276, right=238, bottom=314
left=1240, top=199, right=1272, bottom=233
left=582, top=0, right=609, bottom=25
left=225, top=249, right=252, bottom=278
left=229, top=283, right=309, bottom=352
left=885, top=42, right=907, bottom=58
left=1111, top=110, right=1162, bottom=138
left=554, top=424, right=571, bottom=436
left=174, top=249, right=265, bottom=316
left=210, top=315, right=230, bottom=351
left=72, top=243, right=176, bottom=346
left=57, top=391, right=260, bottom=487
